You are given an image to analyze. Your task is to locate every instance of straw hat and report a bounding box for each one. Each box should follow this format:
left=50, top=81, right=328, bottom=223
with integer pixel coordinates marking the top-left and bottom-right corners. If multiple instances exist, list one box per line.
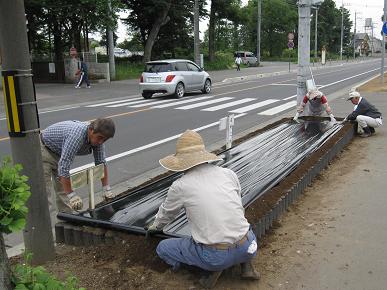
left=159, top=130, right=223, bottom=172
left=308, top=90, right=323, bottom=100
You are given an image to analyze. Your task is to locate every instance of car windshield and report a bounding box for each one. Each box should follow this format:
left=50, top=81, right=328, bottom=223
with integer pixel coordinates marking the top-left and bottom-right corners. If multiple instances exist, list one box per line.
left=145, top=63, right=172, bottom=73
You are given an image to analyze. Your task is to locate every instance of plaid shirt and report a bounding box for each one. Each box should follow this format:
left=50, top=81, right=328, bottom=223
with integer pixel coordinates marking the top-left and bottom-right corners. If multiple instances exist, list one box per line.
left=41, top=120, right=106, bottom=178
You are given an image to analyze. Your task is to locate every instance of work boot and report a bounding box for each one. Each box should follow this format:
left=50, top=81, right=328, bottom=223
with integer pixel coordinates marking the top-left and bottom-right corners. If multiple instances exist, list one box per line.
left=241, top=262, right=260, bottom=280
left=359, top=126, right=371, bottom=138
left=199, top=271, right=223, bottom=289
left=369, top=127, right=375, bottom=134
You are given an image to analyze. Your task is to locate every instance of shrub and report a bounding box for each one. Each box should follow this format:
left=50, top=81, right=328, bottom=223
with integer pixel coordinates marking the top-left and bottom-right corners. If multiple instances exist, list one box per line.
left=0, top=157, right=31, bottom=234
left=12, top=253, right=86, bottom=290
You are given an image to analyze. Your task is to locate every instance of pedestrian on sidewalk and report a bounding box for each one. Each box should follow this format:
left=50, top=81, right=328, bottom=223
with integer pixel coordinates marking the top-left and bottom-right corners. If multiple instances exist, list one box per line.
left=75, top=57, right=91, bottom=88
left=293, top=89, right=336, bottom=122
left=345, top=91, right=383, bottom=137
left=146, top=130, right=260, bottom=288
left=235, top=54, right=242, bottom=71
left=40, top=118, right=115, bottom=213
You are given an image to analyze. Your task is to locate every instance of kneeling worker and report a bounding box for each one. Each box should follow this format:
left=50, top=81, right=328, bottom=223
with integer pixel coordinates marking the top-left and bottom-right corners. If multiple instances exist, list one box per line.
left=146, top=130, right=259, bottom=288
left=346, top=91, right=382, bottom=137
left=40, top=118, right=115, bottom=213
left=293, top=89, right=336, bottom=122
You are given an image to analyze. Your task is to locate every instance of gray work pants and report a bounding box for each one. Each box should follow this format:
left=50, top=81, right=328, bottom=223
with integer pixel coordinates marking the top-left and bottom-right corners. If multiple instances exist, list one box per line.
left=40, top=141, right=73, bottom=213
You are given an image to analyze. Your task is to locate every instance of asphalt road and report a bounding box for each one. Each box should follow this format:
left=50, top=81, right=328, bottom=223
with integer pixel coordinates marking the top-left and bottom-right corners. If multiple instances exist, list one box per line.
left=0, top=59, right=382, bottom=191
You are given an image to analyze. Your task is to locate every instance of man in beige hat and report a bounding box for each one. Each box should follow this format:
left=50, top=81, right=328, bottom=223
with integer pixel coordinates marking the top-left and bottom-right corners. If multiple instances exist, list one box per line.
left=345, top=91, right=382, bottom=137
left=146, top=130, right=259, bottom=288
left=293, top=89, right=335, bottom=122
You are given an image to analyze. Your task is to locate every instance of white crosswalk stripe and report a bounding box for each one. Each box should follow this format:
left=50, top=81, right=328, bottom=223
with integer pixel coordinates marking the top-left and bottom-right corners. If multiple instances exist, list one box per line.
left=107, top=99, right=151, bottom=107
left=229, top=99, right=279, bottom=114
left=152, top=96, right=214, bottom=108
left=86, top=97, right=142, bottom=107
left=202, top=98, right=256, bottom=111
left=176, top=97, right=234, bottom=110
left=129, top=98, right=178, bottom=107
left=258, top=101, right=297, bottom=115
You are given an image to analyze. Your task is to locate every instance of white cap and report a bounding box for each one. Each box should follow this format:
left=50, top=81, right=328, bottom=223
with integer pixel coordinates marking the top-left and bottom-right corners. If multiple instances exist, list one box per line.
left=348, top=91, right=360, bottom=100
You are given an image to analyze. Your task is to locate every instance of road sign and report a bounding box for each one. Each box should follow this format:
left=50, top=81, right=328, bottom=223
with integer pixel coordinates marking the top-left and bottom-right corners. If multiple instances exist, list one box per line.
left=288, top=32, right=294, bottom=40
left=288, top=41, right=294, bottom=49
left=383, top=22, right=387, bottom=35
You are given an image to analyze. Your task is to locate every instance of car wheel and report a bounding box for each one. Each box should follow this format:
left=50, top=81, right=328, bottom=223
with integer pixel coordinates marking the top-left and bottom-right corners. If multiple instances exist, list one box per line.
left=174, top=82, right=185, bottom=98
left=201, top=79, right=211, bottom=94
left=142, top=93, right=152, bottom=99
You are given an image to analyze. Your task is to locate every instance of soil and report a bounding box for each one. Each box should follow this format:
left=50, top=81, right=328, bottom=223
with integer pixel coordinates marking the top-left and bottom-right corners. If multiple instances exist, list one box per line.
left=9, top=80, right=383, bottom=289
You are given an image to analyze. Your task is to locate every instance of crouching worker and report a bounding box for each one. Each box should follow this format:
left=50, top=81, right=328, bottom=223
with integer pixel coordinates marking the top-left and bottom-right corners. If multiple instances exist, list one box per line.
left=40, top=118, right=115, bottom=213
left=293, top=89, right=336, bottom=122
left=345, top=91, right=382, bottom=138
left=146, top=130, right=260, bottom=288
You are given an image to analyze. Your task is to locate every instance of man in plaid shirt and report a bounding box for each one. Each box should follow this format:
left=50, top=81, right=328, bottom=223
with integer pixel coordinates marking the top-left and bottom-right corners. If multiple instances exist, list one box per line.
left=40, top=118, right=115, bottom=212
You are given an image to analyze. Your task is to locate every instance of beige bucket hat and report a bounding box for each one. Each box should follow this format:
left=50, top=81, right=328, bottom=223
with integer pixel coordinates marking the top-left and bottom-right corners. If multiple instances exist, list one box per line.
left=159, top=130, right=223, bottom=172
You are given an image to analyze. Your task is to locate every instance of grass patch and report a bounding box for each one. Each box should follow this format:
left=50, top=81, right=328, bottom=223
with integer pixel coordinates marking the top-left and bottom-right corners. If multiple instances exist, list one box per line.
left=115, top=62, right=144, bottom=80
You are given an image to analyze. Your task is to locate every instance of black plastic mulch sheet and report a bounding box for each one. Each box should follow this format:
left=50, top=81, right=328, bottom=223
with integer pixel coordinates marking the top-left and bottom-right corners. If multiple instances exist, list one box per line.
left=58, top=120, right=342, bottom=238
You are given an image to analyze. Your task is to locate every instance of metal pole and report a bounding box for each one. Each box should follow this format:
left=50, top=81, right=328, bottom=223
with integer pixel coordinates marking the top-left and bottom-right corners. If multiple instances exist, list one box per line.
left=340, top=4, right=344, bottom=60
left=0, top=0, right=55, bottom=263
left=194, top=0, right=200, bottom=65
left=314, top=7, right=318, bottom=61
left=257, top=0, right=261, bottom=66
left=382, top=0, right=387, bottom=83
left=297, top=0, right=311, bottom=105
left=107, top=0, right=116, bottom=80
left=353, top=12, right=356, bottom=59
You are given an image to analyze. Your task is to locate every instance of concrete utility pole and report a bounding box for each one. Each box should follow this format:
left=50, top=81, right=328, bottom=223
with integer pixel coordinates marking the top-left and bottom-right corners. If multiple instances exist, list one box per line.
left=194, top=0, right=200, bottom=65
left=0, top=0, right=55, bottom=263
left=256, top=0, right=262, bottom=66
left=340, top=4, right=344, bottom=60
left=314, top=6, right=319, bottom=61
left=107, top=0, right=116, bottom=81
left=297, top=0, right=312, bottom=104
left=382, top=0, right=387, bottom=83
left=353, top=11, right=356, bottom=59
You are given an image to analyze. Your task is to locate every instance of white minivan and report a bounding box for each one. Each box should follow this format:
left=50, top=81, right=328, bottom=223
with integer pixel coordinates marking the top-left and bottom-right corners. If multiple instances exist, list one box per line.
left=234, top=51, right=257, bottom=66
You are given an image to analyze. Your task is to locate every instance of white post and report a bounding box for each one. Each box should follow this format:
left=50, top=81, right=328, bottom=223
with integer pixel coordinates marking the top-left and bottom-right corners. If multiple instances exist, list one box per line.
left=88, top=169, right=95, bottom=210
left=226, top=114, right=234, bottom=150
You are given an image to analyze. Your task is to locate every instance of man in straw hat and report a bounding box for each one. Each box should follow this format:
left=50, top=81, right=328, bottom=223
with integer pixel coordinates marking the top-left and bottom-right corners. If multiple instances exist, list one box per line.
left=345, top=91, right=382, bottom=137
left=146, top=130, right=260, bottom=288
left=293, top=89, right=336, bottom=122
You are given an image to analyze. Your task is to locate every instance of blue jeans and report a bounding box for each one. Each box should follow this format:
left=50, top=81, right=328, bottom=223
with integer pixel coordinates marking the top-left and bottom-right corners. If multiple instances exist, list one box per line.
left=156, top=229, right=257, bottom=272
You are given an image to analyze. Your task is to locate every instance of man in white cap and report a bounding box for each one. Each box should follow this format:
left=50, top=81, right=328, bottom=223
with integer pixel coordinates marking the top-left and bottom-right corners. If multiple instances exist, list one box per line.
left=293, top=89, right=336, bottom=122
left=146, top=130, right=259, bottom=288
left=346, top=91, right=382, bottom=137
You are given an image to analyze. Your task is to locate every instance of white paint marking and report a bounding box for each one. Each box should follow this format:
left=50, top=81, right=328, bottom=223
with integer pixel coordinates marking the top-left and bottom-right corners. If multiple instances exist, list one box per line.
left=129, top=98, right=179, bottom=107
left=152, top=96, right=214, bottom=108
left=202, top=98, right=256, bottom=111
left=229, top=99, right=279, bottom=114
left=258, top=101, right=297, bottom=115
left=283, top=94, right=297, bottom=100
left=176, top=97, right=234, bottom=110
left=70, top=113, right=247, bottom=173
left=107, top=99, right=151, bottom=107
left=86, top=97, right=143, bottom=107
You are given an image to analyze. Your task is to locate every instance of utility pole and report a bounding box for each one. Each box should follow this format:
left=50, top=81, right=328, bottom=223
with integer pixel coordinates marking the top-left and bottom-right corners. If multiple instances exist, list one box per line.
left=107, top=0, right=116, bottom=81
left=314, top=6, right=319, bottom=61
left=297, top=0, right=312, bottom=104
left=340, top=2, right=344, bottom=60
left=257, top=0, right=261, bottom=66
left=353, top=11, right=356, bottom=59
left=194, top=0, right=200, bottom=65
left=0, top=0, right=55, bottom=263
left=382, top=0, right=387, bottom=83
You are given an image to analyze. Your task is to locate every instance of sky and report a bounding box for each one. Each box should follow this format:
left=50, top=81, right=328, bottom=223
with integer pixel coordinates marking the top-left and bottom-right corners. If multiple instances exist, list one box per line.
left=114, top=0, right=386, bottom=43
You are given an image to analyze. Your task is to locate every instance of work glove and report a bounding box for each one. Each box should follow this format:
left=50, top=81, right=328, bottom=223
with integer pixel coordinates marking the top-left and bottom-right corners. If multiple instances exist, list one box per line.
left=293, top=112, right=300, bottom=123
left=329, top=114, right=336, bottom=123
left=144, top=223, right=163, bottom=239
left=67, top=192, right=83, bottom=211
left=103, top=185, right=114, bottom=200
